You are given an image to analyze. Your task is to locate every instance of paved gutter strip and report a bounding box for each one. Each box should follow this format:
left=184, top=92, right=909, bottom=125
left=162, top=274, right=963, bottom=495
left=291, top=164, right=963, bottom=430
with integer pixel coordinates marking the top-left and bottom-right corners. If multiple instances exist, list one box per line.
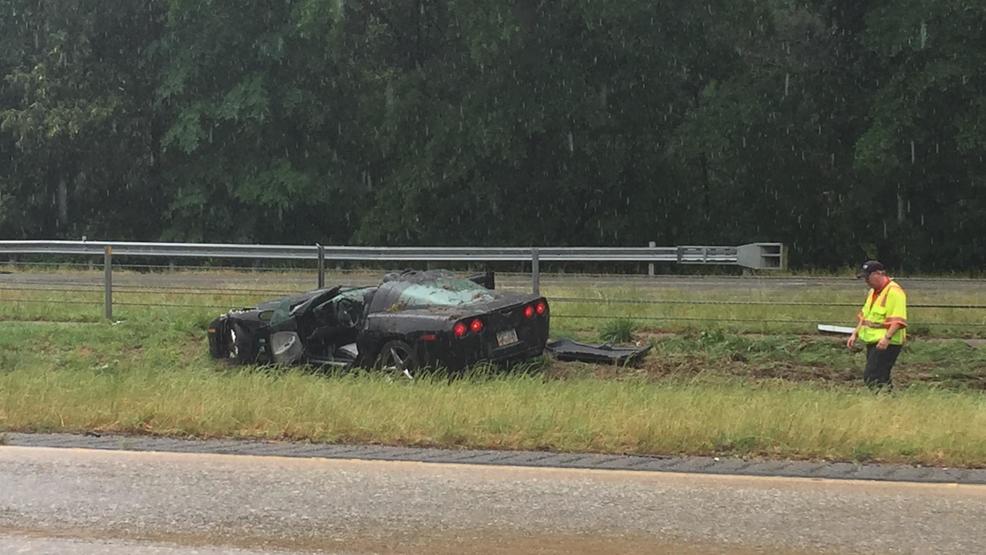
left=708, top=460, right=754, bottom=473
left=928, top=471, right=959, bottom=483
left=79, top=436, right=121, bottom=449
left=578, top=455, right=624, bottom=468
left=288, top=445, right=341, bottom=458
left=367, top=449, right=428, bottom=460
left=589, top=456, right=626, bottom=467
left=747, top=461, right=789, bottom=473
left=192, top=440, right=254, bottom=453
left=791, top=463, right=825, bottom=476
left=444, top=450, right=497, bottom=462
left=620, top=457, right=661, bottom=469
left=408, top=448, right=461, bottom=461
left=552, top=455, right=589, bottom=466
left=483, top=453, right=524, bottom=464
left=661, top=460, right=712, bottom=473
left=233, top=443, right=297, bottom=455
left=358, top=448, right=412, bottom=459
left=819, top=462, right=860, bottom=478
left=3, top=432, right=986, bottom=484
left=904, top=468, right=933, bottom=481
left=313, top=446, right=365, bottom=458
left=678, top=458, right=719, bottom=472
left=633, top=459, right=682, bottom=471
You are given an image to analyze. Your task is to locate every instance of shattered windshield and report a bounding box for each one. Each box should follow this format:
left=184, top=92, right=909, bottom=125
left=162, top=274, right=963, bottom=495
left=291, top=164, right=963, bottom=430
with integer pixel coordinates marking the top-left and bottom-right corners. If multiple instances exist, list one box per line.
left=396, top=279, right=495, bottom=307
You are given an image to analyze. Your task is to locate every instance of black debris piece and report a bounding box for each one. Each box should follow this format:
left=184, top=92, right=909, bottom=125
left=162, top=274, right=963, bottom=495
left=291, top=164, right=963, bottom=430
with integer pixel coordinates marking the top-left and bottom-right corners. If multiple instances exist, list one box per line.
left=545, top=339, right=651, bottom=366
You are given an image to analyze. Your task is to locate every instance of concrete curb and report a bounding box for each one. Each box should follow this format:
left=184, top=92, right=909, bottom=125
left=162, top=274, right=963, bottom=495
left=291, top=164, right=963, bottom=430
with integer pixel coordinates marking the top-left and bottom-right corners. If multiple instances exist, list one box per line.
left=3, top=432, right=985, bottom=484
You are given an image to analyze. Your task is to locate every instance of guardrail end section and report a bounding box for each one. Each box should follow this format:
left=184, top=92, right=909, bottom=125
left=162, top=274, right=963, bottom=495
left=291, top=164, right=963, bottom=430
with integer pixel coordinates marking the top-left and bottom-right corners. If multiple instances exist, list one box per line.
left=737, top=243, right=785, bottom=270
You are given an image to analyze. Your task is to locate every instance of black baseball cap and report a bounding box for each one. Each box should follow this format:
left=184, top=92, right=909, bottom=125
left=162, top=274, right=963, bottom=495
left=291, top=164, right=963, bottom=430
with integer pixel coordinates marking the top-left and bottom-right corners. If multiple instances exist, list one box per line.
left=856, top=260, right=886, bottom=278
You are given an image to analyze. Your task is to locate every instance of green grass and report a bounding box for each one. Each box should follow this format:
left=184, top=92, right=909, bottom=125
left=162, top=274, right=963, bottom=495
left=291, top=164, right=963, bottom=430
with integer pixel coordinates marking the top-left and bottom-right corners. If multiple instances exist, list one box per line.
left=546, top=282, right=986, bottom=339
left=3, top=362, right=986, bottom=466
left=2, top=267, right=986, bottom=467
left=598, top=318, right=639, bottom=343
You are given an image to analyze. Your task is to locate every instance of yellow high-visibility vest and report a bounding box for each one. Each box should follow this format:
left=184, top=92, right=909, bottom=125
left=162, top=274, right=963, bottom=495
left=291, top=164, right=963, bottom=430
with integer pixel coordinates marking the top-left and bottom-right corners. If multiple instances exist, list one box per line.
left=857, top=280, right=907, bottom=345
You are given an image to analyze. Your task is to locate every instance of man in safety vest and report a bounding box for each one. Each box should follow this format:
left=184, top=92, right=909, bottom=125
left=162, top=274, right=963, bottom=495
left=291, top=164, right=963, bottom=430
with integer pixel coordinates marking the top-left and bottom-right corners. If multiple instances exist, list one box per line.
left=846, top=260, right=907, bottom=389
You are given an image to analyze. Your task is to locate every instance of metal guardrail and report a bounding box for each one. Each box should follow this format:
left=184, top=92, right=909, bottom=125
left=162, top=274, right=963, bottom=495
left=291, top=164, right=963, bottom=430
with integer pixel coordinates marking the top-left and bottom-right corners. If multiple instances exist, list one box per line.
left=0, top=240, right=785, bottom=319
left=0, top=240, right=784, bottom=266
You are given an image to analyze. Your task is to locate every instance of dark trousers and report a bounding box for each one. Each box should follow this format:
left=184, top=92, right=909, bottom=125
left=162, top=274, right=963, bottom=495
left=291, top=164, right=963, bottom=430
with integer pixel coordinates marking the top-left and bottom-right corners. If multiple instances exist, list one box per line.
left=864, top=344, right=902, bottom=389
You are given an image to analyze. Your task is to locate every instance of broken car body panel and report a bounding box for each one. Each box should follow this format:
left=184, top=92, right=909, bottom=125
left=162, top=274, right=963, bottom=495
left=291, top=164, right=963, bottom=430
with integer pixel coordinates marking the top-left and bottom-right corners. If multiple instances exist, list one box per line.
left=207, top=270, right=549, bottom=372
left=545, top=339, right=652, bottom=366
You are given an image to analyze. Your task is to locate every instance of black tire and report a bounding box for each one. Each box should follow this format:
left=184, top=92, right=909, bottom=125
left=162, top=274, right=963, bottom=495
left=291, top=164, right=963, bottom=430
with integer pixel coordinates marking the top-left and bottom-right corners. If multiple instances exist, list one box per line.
left=208, top=319, right=227, bottom=359
left=374, top=340, right=419, bottom=379
left=228, top=322, right=258, bottom=365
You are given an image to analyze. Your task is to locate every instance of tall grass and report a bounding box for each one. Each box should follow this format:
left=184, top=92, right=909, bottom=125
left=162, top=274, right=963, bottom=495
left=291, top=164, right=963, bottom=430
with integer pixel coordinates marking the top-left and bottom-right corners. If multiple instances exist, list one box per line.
left=599, top=318, right=639, bottom=343
left=3, top=365, right=986, bottom=466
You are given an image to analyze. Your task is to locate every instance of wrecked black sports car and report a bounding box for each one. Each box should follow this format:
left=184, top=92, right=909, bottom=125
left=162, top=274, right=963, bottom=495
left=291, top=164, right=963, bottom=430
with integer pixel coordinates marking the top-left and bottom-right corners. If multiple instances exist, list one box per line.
left=208, top=270, right=549, bottom=376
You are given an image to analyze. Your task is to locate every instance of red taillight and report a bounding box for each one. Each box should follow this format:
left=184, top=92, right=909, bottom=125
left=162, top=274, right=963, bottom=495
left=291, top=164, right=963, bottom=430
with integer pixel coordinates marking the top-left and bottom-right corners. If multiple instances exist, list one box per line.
left=470, top=318, right=484, bottom=333
left=453, top=322, right=468, bottom=338
left=535, top=300, right=547, bottom=315
left=523, top=304, right=535, bottom=319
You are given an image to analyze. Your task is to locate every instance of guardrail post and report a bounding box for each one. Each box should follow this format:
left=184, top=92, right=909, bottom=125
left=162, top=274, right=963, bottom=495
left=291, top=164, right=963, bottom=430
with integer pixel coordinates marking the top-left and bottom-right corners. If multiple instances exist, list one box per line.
left=103, top=246, right=113, bottom=321
left=648, top=241, right=656, bottom=276
left=531, top=247, right=540, bottom=295
left=316, top=243, right=325, bottom=289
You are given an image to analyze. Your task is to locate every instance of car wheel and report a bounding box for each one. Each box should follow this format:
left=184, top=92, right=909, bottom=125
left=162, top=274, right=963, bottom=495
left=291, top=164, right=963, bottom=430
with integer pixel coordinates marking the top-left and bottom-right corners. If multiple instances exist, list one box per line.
left=374, top=340, right=419, bottom=379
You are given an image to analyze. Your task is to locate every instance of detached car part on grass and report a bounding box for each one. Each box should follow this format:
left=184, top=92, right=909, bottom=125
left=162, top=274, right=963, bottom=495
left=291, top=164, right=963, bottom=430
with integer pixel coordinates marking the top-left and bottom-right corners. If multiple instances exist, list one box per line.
left=545, top=339, right=652, bottom=366
left=208, top=270, right=549, bottom=376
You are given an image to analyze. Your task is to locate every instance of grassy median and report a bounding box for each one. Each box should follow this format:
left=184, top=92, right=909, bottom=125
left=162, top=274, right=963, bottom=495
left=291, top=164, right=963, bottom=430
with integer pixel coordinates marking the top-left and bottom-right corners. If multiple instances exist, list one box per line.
left=2, top=268, right=986, bottom=467
left=5, top=362, right=986, bottom=467
left=2, top=315, right=986, bottom=466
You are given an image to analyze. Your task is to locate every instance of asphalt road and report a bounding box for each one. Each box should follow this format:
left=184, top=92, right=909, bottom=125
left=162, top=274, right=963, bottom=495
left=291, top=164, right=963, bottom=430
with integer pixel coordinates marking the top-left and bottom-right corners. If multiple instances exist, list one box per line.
left=2, top=446, right=985, bottom=554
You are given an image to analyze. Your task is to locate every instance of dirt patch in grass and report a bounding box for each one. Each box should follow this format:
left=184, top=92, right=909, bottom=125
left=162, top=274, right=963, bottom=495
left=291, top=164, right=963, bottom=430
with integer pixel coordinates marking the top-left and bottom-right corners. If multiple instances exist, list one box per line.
left=546, top=337, right=986, bottom=389
left=627, top=355, right=861, bottom=384
left=898, top=364, right=986, bottom=389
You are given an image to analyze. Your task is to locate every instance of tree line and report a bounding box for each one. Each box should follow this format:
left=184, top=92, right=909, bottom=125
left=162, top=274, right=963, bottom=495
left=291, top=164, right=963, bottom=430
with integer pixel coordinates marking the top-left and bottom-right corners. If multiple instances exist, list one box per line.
left=1, top=1, right=983, bottom=270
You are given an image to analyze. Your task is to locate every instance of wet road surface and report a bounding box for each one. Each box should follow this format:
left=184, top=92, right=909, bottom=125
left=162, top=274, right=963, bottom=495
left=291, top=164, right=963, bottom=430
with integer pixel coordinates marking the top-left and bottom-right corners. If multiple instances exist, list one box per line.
left=2, top=447, right=986, bottom=554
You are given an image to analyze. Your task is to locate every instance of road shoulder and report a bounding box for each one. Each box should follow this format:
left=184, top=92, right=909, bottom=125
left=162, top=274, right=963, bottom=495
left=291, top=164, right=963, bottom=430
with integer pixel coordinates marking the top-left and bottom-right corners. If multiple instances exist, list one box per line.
left=4, top=432, right=984, bottom=485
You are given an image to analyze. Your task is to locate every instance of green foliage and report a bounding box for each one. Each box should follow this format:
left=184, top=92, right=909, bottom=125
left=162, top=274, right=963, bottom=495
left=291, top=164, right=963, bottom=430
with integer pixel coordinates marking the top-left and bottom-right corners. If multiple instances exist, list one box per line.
left=0, top=0, right=166, bottom=240
left=1, top=0, right=986, bottom=271
left=852, top=1, right=986, bottom=268
left=599, top=319, right=639, bottom=344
